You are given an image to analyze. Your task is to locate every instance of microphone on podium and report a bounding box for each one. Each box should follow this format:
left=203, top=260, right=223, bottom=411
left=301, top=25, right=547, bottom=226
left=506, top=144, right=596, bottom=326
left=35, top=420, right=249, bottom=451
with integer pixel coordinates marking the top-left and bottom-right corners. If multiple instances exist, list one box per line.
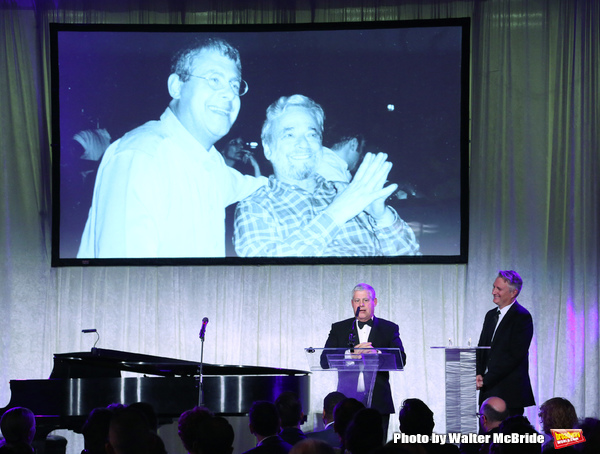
left=348, top=306, right=360, bottom=351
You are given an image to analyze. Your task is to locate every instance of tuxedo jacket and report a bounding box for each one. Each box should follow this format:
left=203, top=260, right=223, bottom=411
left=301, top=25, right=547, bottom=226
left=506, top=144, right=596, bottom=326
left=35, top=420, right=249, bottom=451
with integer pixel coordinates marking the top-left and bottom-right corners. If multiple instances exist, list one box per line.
left=279, top=427, right=306, bottom=446
left=322, top=316, right=406, bottom=414
left=306, top=424, right=340, bottom=448
left=242, top=435, right=292, bottom=454
left=476, top=301, right=535, bottom=408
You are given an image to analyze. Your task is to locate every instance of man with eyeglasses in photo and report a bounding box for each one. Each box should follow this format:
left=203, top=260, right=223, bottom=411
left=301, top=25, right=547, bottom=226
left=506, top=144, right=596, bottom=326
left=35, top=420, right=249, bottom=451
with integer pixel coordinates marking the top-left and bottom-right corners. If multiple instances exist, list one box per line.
left=78, top=37, right=265, bottom=258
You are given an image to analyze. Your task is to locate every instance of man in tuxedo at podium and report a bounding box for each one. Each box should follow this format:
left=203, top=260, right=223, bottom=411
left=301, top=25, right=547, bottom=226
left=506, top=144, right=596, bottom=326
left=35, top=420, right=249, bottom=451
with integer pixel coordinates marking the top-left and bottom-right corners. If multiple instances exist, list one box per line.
left=476, top=270, right=535, bottom=416
left=322, top=283, right=406, bottom=436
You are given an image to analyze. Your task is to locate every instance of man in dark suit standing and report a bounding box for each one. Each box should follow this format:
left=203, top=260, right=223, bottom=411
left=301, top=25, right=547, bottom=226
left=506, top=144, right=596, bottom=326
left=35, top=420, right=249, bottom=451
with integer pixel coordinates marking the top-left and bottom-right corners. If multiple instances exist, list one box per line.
left=322, top=283, right=406, bottom=436
left=476, top=270, right=535, bottom=416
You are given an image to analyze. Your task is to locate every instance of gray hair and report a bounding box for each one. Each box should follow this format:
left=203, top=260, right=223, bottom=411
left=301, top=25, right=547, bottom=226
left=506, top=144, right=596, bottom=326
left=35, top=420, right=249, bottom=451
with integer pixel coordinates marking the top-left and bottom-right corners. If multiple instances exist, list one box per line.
left=352, top=283, right=376, bottom=300
left=261, top=94, right=325, bottom=148
left=497, top=270, right=523, bottom=297
left=171, top=37, right=242, bottom=82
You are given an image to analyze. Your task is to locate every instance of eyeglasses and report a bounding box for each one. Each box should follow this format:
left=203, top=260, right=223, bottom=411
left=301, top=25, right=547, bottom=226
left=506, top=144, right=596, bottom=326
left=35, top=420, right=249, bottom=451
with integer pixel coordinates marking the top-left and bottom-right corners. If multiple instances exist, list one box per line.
left=186, top=73, right=249, bottom=97
left=475, top=413, right=484, bottom=418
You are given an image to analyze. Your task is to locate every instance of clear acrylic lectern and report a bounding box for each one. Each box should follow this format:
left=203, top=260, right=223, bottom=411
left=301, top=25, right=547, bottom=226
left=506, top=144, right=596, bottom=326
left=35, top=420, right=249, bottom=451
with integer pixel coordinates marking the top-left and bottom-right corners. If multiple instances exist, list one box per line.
left=305, top=347, right=404, bottom=408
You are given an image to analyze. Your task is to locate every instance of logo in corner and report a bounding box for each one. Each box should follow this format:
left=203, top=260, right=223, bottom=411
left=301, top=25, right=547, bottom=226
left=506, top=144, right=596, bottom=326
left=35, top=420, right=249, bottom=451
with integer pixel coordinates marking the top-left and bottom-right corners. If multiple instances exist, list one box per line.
left=551, top=429, right=585, bottom=449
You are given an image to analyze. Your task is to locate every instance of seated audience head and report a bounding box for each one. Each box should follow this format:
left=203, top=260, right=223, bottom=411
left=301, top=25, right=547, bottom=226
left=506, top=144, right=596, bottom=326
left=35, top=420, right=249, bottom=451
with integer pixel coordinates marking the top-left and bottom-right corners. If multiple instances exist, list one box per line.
left=0, top=408, right=36, bottom=446
left=249, top=401, right=281, bottom=439
left=333, top=398, right=365, bottom=448
left=0, top=407, right=36, bottom=454
left=106, top=406, right=157, bottom=454
left=398, top=399, right=434, bottom=435
left=178, top=406, right=234, bottom=454
left=81, top=407, right=114, bottom=454
left=322, top=392, right=346, bottom=425
left=290, top=439, right=335, bottom=454
left=538, top=397, right=578, bottom=435
left=275, top=391, right=305, bottom=428
left=345, top=408, right=383, bottom=454
left=479, top=397, right=509, bottom=433
left=128, top=402, right=158, bottom=433
left=375, top=446, right=413, bottom=454
left=106, top=403, right=126, bottom=412
left=575, top=417, right=600, bottom=454
left=210, top=417, right=235, bottom=454
left=490, top=416, right=540, bottom=454
left=178, top=406, right=213, bottom=453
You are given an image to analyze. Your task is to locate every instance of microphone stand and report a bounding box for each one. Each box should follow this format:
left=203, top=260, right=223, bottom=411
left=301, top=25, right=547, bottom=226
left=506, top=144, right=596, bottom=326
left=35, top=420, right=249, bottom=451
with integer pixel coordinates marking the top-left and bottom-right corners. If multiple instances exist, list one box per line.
left=198, top=339, right=205, bottom=407
left=198, top=318, right=208, bottom=407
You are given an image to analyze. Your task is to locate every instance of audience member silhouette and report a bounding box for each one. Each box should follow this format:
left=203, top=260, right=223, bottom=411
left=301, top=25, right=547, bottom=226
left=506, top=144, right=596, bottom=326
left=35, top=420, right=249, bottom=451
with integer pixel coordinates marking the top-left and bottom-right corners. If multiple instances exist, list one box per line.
left=306, top=392, right=346, bottom=447
left=128, top=403, right=159, bottom=433
left=81, top=407, right=114, bottom=454
left=489, top=416, right=541, bottom=454
left=398, top=398, right=458, bottom=454
left=243, top=401, right=292, bottom=454
left=475, top=397, right=509, bottom=454
left=178, top=406, right=234, bottom=454
left=276, top=392, right=307, bottom=446
left=538, top=398, right=578, bottom=452
left=398, top=399, right=434, bottom=436
left=575, top=417, right=600, bottom=454
left=333, top=398, right=365, bottom=452
left=0, top=407, right=36, bottom=454
left=289, top=439, right=335, bottom=454
left=375, top=445, right=415, bottom=454
left=106, top=406, right=165, bottom=454
left=345, top=408, right=384, bottom=454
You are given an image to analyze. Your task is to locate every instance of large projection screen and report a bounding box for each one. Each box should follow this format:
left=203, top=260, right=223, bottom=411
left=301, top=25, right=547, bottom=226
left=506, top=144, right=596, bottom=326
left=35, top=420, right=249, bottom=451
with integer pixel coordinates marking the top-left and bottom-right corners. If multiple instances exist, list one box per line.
left=51, top=20, right=470, bottom=266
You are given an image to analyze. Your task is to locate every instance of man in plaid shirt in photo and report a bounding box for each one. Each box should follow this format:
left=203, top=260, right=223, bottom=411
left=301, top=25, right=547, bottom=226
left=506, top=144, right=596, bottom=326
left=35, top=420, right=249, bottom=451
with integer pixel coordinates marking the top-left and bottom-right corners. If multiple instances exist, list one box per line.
left=233, top=94, right=420, bottom=257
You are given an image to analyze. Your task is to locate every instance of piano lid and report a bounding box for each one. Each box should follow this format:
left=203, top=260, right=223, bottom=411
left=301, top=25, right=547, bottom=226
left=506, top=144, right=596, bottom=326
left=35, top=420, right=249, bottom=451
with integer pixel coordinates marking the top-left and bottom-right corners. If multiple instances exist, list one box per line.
left=50, top=348, right=309, bottom=379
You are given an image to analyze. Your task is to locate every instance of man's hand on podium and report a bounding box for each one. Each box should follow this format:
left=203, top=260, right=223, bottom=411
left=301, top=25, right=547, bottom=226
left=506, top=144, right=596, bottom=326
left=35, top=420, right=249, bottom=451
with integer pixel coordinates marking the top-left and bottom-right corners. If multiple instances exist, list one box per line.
left=351, top=342, right=378, bottom=359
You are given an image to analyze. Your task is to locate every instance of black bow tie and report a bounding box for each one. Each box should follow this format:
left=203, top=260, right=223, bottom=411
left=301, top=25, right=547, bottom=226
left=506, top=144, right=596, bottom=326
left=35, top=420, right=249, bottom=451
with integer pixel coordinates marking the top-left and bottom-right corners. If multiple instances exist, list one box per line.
left=357, top=319, right=373, bottom=329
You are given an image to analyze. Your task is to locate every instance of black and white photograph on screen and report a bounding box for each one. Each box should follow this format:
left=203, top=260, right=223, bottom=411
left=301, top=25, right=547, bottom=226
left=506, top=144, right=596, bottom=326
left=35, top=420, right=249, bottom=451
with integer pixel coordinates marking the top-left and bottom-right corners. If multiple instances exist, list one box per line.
left=53, top=21, right=468, bottom=265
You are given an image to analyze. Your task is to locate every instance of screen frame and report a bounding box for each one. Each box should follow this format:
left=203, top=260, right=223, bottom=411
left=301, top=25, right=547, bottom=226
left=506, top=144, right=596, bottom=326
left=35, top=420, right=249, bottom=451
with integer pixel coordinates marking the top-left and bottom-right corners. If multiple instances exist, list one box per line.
left=50, top=19, right=471, bottom=267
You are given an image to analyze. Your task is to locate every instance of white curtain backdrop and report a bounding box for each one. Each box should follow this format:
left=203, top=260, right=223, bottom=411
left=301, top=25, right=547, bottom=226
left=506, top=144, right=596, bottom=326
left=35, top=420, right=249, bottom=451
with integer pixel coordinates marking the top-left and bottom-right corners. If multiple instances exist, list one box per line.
left=1, top=1, right=598, bottom=453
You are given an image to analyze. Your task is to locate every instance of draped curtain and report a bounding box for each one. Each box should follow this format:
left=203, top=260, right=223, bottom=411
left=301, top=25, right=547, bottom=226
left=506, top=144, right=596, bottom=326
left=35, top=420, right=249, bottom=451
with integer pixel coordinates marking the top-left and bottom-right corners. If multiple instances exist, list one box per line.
left=1, top=0, right=598, bottom=452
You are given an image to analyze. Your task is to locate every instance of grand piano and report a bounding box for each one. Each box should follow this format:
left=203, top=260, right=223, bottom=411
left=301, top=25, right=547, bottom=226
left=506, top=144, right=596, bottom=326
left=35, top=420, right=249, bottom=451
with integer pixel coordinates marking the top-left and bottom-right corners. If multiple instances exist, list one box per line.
left=0, top=349, right=310, bottom=437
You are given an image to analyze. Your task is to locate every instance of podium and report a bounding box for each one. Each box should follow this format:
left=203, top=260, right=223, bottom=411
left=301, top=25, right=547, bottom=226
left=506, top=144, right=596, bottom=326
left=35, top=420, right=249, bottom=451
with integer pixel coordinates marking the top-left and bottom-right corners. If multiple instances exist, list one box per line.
left=305, top=348, right=404, bottom=408
left=431, top=346, right=490, bottom=434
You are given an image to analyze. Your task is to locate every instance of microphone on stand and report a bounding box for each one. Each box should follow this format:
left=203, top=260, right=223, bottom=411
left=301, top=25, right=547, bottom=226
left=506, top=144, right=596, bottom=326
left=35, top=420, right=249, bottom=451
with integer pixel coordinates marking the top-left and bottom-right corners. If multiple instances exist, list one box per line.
left=348, top=306, right=361, bottom=352
left=198, top=317, right=209, bottom=407
left=199, top=317, right=209, bottom=340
